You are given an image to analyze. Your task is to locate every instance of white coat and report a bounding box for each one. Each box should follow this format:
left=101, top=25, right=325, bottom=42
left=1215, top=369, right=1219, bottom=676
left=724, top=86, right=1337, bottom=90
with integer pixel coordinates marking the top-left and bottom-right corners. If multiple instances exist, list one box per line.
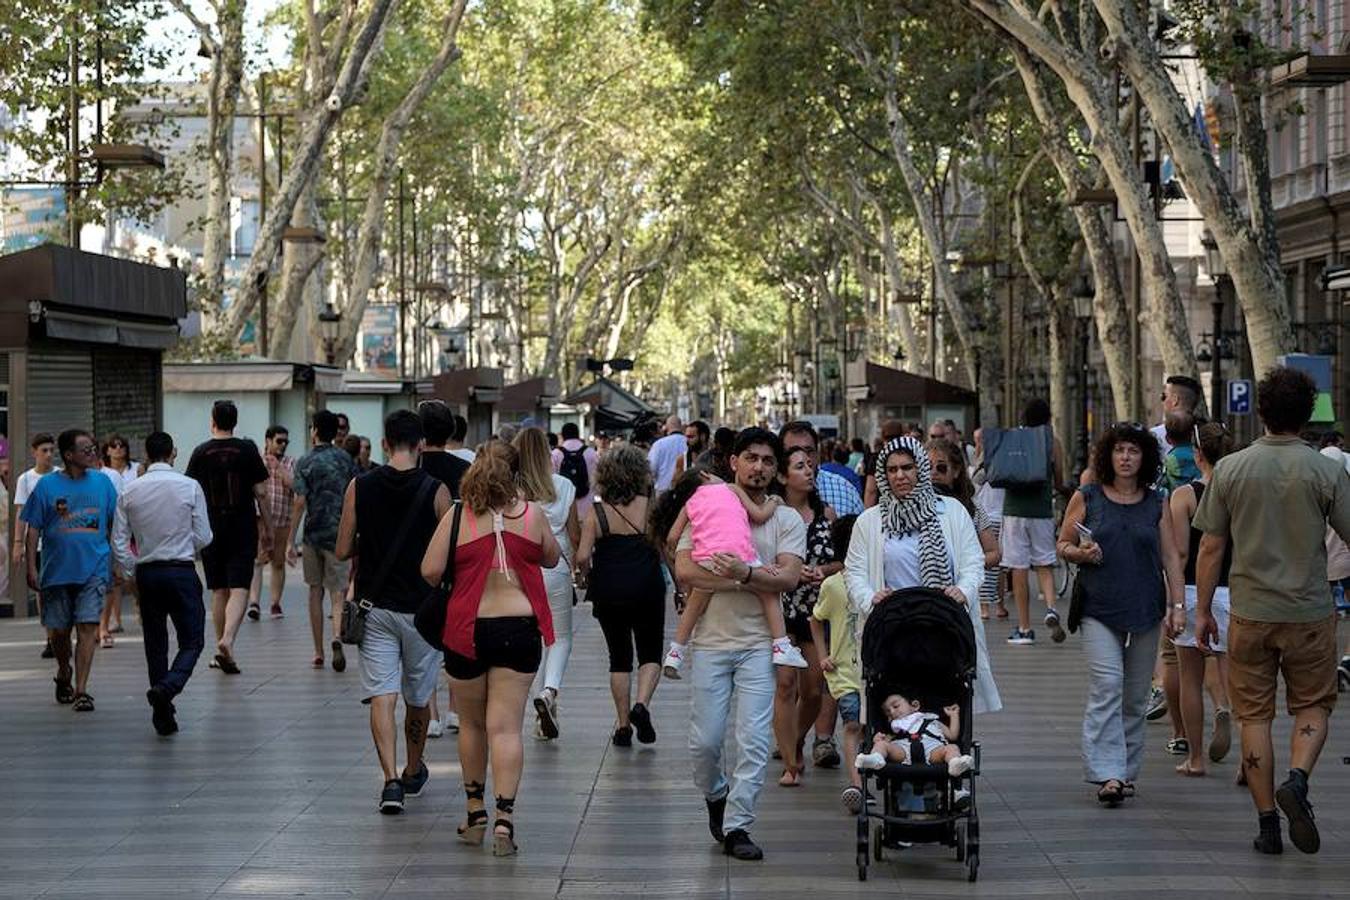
left=844, top=498, right=1002, bottom=714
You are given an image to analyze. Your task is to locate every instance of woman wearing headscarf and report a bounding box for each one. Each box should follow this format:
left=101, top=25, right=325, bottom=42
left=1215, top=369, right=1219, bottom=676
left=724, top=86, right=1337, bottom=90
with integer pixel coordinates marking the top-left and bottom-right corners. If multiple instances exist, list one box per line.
left=844, top=436, right=1001, bottom=714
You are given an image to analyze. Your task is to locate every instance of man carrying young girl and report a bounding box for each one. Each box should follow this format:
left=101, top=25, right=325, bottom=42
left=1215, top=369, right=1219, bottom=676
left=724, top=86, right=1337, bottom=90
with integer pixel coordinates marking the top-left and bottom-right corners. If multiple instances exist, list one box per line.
left=674, top=428, right=806, bottom=861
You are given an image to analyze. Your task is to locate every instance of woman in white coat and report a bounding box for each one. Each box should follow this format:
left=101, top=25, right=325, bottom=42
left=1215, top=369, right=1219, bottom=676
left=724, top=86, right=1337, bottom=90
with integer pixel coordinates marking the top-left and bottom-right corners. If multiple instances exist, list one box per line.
left=845, top=436, right=1001, bottom=714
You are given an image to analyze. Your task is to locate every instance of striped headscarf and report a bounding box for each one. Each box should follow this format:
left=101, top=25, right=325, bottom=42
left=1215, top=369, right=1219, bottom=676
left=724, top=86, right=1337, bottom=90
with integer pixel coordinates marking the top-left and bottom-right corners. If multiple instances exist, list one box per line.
left=875, top=436, right=951, bottom=589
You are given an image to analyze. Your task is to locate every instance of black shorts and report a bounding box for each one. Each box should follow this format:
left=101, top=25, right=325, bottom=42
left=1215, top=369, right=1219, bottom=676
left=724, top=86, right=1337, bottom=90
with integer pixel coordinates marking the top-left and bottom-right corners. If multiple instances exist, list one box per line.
left=202, top=516, right=258, bottom=590
left=443, top=616, right=542, bottom=680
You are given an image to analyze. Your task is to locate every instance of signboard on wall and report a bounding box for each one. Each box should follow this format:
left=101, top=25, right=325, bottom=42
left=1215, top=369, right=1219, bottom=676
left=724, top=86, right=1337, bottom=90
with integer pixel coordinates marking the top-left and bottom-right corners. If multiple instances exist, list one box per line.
left=361, top=305, right=398, bottom=377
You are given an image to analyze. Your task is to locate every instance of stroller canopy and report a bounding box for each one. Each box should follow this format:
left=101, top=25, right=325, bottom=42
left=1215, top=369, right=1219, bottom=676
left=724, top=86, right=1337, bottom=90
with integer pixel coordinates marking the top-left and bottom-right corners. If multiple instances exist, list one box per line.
left=861, top=587, right=977, bottom=691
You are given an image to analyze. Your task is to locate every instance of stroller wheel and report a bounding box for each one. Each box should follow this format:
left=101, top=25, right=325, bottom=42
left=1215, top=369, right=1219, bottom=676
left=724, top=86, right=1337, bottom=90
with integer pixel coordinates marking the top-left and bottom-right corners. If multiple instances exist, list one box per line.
left=955, top=821, right=967, bottom=862
left=872, top=822, right=884, bottom=861
left=967, top=849, right=979, bottom=882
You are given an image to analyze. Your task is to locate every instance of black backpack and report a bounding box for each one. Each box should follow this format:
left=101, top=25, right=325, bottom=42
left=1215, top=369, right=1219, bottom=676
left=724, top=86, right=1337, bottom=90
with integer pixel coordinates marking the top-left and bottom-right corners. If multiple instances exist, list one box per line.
left=559, top=445, right=590, bottom=496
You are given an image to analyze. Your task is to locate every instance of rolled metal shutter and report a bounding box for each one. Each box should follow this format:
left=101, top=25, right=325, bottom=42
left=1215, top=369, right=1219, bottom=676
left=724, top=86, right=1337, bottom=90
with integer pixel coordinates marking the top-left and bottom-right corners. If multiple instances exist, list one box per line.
left=93, top=348, right=160, bottom=457
left=28, top=348, right=95, bottom=440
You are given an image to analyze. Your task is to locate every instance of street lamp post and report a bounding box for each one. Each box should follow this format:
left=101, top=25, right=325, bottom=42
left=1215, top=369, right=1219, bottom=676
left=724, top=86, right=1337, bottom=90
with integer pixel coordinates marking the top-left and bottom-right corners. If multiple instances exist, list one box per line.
left=1201, top=230, right=1229, bottom=423
left=318, top=302, right=343, bottom=366
left=1071, top=274, right=1095, bottom=471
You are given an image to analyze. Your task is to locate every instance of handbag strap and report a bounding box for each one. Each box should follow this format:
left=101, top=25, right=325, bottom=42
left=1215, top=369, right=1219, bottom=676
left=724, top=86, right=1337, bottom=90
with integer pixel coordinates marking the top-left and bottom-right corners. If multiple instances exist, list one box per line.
left=439, top=500, right=464, bottom=590
left=363, top=476, right=437, bottom=609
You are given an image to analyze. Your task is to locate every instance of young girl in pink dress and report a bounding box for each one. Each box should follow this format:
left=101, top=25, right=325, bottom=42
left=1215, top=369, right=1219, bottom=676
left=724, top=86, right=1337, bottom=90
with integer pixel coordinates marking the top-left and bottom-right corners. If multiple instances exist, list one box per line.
left=655, top=469, right=808, bottom=677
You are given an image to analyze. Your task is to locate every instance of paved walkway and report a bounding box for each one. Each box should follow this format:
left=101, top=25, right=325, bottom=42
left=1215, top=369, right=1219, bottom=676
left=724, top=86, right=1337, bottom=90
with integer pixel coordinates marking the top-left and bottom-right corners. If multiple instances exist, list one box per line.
left=1, top=581, right=1347, bottom=899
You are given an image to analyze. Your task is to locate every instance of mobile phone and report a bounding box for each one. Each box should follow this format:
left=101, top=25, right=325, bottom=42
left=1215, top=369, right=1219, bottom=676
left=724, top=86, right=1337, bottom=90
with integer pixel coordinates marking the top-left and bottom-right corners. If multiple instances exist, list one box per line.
left=1074, top=522, right=1094, bottom=545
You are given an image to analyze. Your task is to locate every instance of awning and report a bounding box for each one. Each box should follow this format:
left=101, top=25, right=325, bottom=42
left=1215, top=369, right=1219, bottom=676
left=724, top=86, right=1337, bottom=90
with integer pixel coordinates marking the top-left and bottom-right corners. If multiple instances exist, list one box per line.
left=164, top=363, right=299, bottom=392
left=0, top=243, right=187, bottom=321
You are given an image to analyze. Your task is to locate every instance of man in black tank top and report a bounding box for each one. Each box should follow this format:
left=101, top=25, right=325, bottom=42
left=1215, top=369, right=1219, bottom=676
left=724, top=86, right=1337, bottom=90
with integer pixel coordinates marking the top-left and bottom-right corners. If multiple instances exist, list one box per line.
left=336, top=410, right=451, bottom=815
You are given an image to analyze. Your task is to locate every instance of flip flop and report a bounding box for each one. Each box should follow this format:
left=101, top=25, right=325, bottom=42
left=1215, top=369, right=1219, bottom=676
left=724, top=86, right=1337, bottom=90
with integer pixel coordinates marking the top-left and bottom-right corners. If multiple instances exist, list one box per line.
left=214, top=653, right=241, bottom=675
left=995, top=604, right=1010, bottom=619
left=1175, top=761, right=1206, bottom=777
left=778, top=766, right=803, bottom=787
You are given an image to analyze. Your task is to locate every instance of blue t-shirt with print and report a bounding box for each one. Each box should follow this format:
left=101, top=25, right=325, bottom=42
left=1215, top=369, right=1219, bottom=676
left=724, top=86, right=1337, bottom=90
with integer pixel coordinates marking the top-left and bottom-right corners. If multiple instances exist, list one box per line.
left=20, top=470, right=118, bottom=587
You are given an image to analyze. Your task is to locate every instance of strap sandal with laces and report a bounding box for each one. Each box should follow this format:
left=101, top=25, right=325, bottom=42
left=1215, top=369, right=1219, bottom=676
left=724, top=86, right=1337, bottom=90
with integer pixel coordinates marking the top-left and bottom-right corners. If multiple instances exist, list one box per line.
left=492, top=796, right=517, bottom=857
left=457, top=782, right=488, bottom=845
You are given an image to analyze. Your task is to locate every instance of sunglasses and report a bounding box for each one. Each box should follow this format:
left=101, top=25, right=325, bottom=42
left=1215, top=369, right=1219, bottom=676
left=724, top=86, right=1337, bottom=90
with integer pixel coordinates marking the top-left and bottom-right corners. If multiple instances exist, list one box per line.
left=108, top=441, right=125, bottom=449
left=1112, top=421, right=1146, bottom=432
left=275, top=438, right=290, bottom=445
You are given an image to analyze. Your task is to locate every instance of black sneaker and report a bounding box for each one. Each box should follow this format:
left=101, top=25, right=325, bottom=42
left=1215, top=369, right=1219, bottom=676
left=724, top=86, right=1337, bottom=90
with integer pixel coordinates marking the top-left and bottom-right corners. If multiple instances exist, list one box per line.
left=723, top=829, right=763, bottom=860
left=147, top=687, right=178, bottom=736
left=246, top=604, right=261, bottom=621
left=705, top=794, right=726, bottom=842
left=379, top=779, right=405, bottom=814
left=40, top=640, right=55, bottom=660
left=1045, top=609, right=1066, bottom=643
left=612, top=726, right=633, bottom=747
left=1253, top=812, right=1284, bottom=854
left=629, top=702, right=656, bottom=744
left=400, top=761, right=429, bottom=798
left=1275, top=771, right=1319, bottom=854
left=1006, top=628, right=1035, bottom=645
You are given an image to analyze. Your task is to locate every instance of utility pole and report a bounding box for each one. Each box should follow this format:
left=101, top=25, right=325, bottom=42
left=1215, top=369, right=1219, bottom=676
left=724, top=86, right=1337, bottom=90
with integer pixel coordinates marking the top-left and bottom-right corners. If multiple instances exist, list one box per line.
left=258, top=73, right=269, bottom=357
left=66, top=8, right=80, bottom=247
left=397, top=167, right=407, bottom=380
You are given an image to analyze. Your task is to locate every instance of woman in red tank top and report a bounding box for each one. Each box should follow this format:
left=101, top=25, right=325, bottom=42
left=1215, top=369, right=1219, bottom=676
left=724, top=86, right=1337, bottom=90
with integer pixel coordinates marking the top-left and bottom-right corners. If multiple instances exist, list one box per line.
left=421, top=441, right=559, bottom=857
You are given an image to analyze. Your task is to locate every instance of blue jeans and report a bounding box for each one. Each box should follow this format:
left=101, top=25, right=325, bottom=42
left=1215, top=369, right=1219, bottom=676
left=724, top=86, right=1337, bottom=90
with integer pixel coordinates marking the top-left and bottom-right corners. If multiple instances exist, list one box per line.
left=135, top=564, right=206, bottom=698
left=688, top=647, right=774, bottom=835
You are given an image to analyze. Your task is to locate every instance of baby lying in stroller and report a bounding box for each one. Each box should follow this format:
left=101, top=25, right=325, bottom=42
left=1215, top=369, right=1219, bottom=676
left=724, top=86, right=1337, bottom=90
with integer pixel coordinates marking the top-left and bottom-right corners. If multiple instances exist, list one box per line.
left=855, top=692, right=974, bottom=777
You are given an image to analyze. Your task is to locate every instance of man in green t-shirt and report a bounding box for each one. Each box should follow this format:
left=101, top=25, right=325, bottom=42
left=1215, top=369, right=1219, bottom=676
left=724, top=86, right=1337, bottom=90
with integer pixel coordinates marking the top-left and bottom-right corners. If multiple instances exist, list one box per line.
left=1194, top=367, right=1350, bottom=856
left=810, top=515, right=863, bottom=815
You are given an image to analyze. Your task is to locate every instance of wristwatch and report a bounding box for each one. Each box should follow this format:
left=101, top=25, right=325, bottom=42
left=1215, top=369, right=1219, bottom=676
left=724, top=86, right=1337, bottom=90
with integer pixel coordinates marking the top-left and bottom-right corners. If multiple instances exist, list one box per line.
left=739, top=565, right=756, bottom=585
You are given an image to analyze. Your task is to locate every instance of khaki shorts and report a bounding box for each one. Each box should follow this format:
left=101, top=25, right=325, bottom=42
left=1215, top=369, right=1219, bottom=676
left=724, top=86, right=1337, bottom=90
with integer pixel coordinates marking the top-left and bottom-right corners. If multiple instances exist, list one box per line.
left=302, top=544, right=350, bottom=594
left=1226, top=613, right=1338, bottom=723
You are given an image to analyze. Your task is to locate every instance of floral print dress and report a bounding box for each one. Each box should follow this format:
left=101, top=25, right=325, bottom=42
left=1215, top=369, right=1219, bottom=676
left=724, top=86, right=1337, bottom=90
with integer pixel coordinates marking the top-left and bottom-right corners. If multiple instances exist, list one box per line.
left=782, top=511, right=836, bottom=641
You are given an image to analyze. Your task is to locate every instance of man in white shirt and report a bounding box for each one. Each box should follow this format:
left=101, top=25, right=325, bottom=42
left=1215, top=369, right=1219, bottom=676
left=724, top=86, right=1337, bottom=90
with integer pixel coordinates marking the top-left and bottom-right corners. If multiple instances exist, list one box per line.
left=448, top=413, right=476, bottom=462
left=675, top=428, right=805, bottom=861
left=648, top=415, right=687, bottom=493
left=113, top=431, right=213, bottom=736
left=13, top=432, right=58, bottom=658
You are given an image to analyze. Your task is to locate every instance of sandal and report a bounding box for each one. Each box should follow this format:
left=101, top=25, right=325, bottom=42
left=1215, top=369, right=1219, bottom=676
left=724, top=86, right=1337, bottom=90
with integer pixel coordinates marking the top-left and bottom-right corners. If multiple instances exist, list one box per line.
left=492, top=796, right=517, bottom=857
left=457, top=782, right=488, bottom=845
left=54, top=675, right=75, bottom=705
left=312, top=656, right=324, bottom=669
left=1121, top=781, right=1136, bottom=797
left=1175, top=761, right=1206, bottom=777
left=778, top=764, right=803, bottom=787
left=1097, top=779, right=1125, bottom=807
left=71, top=693, right=95, bottom=712
left=100, top=634, right=114, bottom=649
left=995, top=603, right=1010, bottom=619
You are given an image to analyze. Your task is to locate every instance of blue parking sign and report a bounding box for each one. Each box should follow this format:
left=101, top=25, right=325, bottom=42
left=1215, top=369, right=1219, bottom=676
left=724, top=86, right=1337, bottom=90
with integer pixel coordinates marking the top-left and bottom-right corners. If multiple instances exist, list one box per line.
left=1228, top=379, right=1252, bottom=414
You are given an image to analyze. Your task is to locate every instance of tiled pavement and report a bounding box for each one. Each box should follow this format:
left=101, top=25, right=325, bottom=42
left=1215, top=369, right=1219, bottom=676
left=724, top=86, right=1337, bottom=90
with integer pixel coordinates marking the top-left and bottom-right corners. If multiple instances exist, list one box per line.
left=1, top=581, right=1347, bottom=899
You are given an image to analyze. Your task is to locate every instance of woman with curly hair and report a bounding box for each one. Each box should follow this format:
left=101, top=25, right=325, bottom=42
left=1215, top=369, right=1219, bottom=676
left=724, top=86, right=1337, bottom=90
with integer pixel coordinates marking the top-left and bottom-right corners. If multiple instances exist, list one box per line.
left=575, top=443, right=667, bottom=746
left=1057, top=423, right=1186, bottom=807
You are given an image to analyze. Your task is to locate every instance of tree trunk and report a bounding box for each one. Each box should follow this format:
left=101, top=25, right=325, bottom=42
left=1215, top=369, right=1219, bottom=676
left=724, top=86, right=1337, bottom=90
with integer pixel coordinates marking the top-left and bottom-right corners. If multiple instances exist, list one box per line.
left=192, top=0, right=246, bottom=319
left=1048, top=297, right=1073, bottom=461
left=224, top=0, right=398, bottom=339
left=1090, top=0, right=1293, bottom=375
left=272, top=178, right=323, bottom=359
left=333, top=0, right=469, bottom=361
left=1008, top=45, right=1133, bottom=419
left=962, top=1, right=1199, bottom=393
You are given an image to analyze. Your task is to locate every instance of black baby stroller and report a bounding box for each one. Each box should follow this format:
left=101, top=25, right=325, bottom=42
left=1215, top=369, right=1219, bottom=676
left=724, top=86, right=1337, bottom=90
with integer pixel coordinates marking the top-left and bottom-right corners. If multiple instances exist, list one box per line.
left=855, top=587, right=981, bottom=883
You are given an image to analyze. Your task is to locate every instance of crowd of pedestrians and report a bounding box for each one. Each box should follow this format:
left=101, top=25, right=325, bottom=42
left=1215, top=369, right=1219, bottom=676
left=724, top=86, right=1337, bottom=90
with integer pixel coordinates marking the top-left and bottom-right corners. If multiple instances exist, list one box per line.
left=11, top=363, right=1348, bottom=866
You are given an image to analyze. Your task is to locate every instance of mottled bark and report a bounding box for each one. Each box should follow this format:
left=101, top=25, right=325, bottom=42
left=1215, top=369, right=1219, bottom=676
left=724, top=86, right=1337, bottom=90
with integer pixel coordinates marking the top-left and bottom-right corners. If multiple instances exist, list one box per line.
left=1090, top=0, right=1293, bottom=376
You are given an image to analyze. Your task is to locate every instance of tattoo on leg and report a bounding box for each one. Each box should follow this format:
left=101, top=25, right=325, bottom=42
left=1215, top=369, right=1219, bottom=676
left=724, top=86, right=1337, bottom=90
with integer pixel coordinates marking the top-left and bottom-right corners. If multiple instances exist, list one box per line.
left=1244, top=753, right=1260, bottom=770
left=1298, top=724, right=1317, bottom=737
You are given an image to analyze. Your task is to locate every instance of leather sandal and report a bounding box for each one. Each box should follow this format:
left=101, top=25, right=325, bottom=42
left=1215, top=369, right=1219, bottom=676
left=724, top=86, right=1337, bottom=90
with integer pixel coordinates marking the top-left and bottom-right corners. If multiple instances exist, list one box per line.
left=492, top=796, right=517, bottom=857
left=457, top=782, right=487, bottom=845
left=1097, top=779, right=1125, bottom=807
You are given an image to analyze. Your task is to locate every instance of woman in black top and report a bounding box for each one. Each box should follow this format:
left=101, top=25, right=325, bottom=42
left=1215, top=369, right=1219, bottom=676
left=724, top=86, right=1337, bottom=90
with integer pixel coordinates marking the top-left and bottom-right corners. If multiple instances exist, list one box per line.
left=1168, top=422, right=1238, bottom=776
left=575, top=444, right=665, bottom=747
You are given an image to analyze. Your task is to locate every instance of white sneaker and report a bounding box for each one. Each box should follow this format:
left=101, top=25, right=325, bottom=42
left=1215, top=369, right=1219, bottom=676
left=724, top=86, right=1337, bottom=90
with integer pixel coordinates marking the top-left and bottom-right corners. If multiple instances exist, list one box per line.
left=445, top=711, right=460, bottom=734
left=855, top=751, right=886, bottom=771
left=773, top=641, right=808, bottom=668
left=662, top=644, right=686, bottom=680
left=427, top=719, right=444, bottom=739
left=947, top=755, right=974, bottom=777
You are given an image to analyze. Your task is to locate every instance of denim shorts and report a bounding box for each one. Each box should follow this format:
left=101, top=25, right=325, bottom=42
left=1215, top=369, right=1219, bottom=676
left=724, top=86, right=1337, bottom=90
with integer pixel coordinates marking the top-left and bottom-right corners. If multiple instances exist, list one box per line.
left=358, top=607, right=442, bottom=706
left=40, top=577, right=107, bottom=630
left=836, top=690, right=861, bottom=724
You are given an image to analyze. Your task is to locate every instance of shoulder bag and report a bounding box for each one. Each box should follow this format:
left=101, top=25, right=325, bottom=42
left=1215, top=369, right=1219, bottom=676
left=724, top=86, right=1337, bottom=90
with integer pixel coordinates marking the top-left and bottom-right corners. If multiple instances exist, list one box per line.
left=341, top=477, right=437, bottom=645
left=413, top=500, right=463, bottom=651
